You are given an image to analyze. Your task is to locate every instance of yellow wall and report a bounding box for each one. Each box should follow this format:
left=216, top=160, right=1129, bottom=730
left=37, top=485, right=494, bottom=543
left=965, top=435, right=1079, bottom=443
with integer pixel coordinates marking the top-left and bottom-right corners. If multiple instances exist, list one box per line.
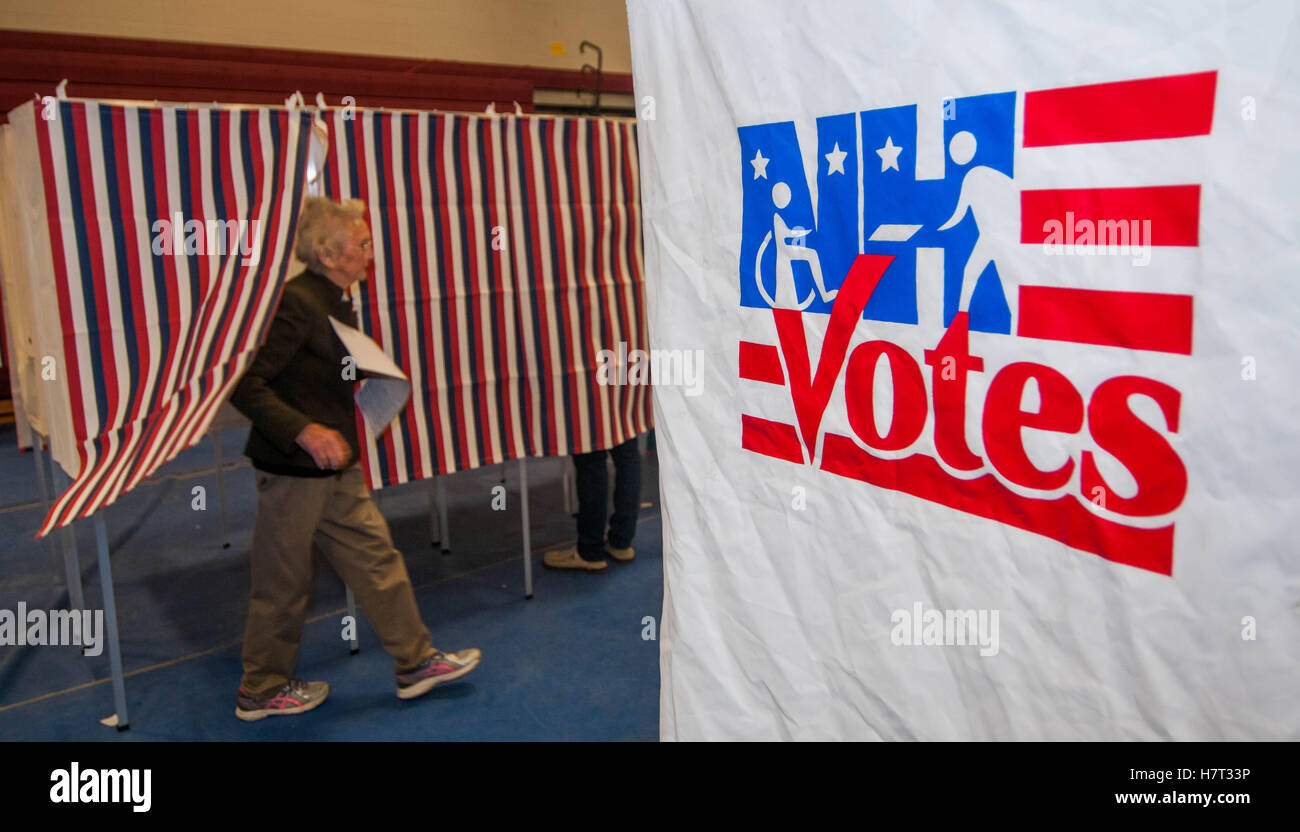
left=0, top=0, right=633, bottom=73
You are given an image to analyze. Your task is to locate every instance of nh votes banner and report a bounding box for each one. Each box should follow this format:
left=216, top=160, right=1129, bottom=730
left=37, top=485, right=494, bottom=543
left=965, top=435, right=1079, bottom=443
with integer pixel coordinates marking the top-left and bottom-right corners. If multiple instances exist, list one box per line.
left=628, top=0, right=1300, bottom=739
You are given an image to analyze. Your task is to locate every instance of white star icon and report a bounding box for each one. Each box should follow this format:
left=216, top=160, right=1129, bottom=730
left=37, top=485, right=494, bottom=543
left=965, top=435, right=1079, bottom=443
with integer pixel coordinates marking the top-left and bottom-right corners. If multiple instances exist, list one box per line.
left=825, top=142, right=847, bottom=176
left=876, top=136, right=902, bottom=172
left=750, top=149, right=770, bottom=179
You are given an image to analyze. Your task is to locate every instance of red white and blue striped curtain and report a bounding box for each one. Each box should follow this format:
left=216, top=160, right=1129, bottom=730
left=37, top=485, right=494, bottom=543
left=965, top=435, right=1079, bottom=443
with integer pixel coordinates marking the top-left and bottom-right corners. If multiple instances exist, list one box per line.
left=324, top=110, right=651, bottom=486
left=32, top=101, right=311, bottom=536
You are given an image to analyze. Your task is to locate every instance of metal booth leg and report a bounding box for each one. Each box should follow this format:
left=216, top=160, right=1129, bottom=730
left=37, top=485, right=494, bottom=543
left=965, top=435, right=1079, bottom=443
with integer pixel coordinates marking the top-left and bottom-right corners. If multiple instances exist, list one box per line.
left=93, top=516, right=129, bottom=730
left=520, top=458, right=533, bottom=599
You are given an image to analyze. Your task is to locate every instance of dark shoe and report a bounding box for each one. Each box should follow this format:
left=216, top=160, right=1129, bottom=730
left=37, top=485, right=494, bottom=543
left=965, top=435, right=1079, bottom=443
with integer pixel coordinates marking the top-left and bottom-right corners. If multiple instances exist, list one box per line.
left=397, top=649, right=482, bottom=700
left=236, top=680, right=330, bottom=722
left=542, top=545, right=608, bottom=572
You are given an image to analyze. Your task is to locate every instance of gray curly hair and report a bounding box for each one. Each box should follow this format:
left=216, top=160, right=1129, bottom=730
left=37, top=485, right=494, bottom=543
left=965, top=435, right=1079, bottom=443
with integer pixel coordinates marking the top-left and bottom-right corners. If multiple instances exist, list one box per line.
left=295, top=197, right=368, bottom=271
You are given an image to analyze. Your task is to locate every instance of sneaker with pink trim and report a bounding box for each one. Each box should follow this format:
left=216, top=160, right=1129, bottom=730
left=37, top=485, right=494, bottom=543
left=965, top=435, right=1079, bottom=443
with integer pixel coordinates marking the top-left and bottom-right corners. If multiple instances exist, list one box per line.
left=396, top=649, right=482, bottom=700
left=236, top=680, right=330, bottom=722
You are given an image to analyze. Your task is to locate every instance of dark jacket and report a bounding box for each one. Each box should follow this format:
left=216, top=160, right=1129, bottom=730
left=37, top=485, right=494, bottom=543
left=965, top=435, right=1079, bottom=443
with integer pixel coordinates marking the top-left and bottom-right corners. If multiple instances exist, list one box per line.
left=230, top=269, right=360, bottom=477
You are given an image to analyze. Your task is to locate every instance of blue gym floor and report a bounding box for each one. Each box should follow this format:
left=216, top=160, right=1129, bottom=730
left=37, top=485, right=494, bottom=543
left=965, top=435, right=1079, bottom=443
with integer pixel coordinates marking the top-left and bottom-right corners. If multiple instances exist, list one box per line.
left=0, top=424, right=662, bottom=741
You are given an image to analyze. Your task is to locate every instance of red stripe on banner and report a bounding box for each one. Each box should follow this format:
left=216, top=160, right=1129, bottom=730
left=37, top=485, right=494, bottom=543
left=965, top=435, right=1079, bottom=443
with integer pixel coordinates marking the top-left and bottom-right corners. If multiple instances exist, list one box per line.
left=328, top=110, right=342, bottom=198
left=741, top=415, right=805, bottom=465
left=1024, top=70, right=1217, bottom=147
left=1018, top=286, right=1193, bottom=355
left=1020, top=185, right=1200, bottom=246
left=819, top=433, right=1174, bottom=575
left=739, top=341, right=784, bottom=385
left=354, top=397, right=370, bottom=481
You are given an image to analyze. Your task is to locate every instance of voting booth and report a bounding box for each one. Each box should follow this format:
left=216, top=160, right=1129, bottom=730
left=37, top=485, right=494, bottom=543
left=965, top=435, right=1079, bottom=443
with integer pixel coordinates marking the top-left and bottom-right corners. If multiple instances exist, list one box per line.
left=0, top=95, right=651, bottom=727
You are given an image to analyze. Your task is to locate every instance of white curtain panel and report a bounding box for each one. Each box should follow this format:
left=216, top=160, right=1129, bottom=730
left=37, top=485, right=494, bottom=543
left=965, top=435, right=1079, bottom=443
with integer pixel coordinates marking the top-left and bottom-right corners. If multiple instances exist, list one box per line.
left=628, top=0, right=1300, bottom=740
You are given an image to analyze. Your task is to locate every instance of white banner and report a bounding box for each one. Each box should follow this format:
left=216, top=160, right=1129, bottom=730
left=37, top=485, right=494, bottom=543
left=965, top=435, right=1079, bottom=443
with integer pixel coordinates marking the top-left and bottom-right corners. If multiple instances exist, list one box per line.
left=629, top=0, right=1300, bottom=739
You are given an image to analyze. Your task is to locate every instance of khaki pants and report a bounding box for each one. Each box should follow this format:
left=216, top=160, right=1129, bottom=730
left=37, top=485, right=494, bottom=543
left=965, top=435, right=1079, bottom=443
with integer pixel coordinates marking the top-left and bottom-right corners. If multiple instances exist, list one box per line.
left=240, top=465, right=434, bottom=698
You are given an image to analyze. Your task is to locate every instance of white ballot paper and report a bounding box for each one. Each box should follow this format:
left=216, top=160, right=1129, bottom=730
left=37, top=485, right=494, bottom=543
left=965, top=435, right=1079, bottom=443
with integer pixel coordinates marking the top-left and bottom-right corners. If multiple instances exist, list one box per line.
left=328, top=317, right=411, bottom=435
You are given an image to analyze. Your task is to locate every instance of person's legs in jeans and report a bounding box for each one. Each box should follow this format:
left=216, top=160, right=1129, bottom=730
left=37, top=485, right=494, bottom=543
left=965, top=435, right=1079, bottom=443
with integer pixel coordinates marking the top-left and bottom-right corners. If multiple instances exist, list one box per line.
left=572, top=448, right=609, bottom=562
left=607, top=437, right=642, bottom=550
